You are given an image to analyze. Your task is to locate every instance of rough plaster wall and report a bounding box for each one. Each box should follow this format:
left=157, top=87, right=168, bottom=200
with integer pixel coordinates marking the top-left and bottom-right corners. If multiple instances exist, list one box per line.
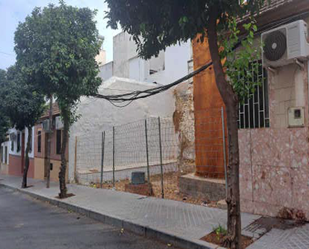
left=68, top=77, right=176, bottom=181
left=174, top=81, right=195, bottom=168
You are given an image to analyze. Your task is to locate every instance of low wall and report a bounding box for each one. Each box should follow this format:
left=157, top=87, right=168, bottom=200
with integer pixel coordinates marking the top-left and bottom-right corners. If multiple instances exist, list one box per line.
left=239, top=127, right=309, bottom=220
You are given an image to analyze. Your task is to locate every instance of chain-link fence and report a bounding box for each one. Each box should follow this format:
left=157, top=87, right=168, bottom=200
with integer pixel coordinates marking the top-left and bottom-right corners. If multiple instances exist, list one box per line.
left=74, top=108, right=227, bottom=202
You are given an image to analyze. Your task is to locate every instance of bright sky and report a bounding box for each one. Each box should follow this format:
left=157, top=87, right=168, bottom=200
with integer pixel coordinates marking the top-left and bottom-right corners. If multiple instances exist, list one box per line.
left=0, top=0, right=121, bottom=70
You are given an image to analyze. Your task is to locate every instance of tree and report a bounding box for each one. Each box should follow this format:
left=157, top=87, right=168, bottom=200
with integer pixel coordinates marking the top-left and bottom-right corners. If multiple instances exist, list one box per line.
left=0, top=70, right=10, bottom=145
left=14, top=1, right=102, bottom=198
left=104, top=1, right=265, bottom=248
left=3, top=66, right=45, bottom=188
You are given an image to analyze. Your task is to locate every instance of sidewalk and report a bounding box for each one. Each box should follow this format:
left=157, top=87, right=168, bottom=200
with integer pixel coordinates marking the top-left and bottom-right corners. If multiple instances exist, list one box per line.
left=0, top=174, right=308, bottom=249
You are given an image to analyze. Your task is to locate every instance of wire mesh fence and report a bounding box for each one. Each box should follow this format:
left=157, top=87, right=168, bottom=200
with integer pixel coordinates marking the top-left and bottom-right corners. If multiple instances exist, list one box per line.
left=75, top=108, right=227, bottom=202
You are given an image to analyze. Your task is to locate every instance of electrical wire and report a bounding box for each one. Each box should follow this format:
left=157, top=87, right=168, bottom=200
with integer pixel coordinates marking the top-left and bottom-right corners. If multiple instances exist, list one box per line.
left=93, top=10, right=309, bottom=107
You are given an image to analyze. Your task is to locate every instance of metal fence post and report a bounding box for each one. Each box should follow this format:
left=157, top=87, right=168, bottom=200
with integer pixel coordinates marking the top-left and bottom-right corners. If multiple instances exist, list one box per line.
left=158, top=117, right=164, bottom=199
left=100, top=131, right=105, bottom=188
left=221, top=107, right=228, bottom=196
left=145, top=119, right=150, bottom=184
left=112, top=126, right=115, bottom=188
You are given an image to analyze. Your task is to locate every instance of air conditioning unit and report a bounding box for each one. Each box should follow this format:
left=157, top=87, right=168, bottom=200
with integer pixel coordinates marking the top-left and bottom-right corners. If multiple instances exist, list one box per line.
left=262, top=20, right=309, bottom=68
left=42, top=120, right=51, bottom=133
left=9, top=133, right=16, bottom=141
left=55, top=116, right=64, bottom=130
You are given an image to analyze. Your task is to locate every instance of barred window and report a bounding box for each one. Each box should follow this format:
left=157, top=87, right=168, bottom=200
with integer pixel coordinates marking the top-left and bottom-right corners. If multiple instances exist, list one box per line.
left=56, top=130, right=62, bottom=155
left=238, top=63, right=269, bottom=129
left=37, top=131, right=42, bottom=153
left=17, top=133, right=21, bottom=152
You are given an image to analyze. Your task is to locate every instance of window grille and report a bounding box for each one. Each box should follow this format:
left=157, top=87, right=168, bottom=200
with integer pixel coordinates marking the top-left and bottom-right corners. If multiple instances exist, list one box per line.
left=37, top=131, right=41, bottom=153
left=17, top=133, right=21, bottom=152
left=56, top=130, right=62, bottom=155
left=238, top=63, right=269, bottom=129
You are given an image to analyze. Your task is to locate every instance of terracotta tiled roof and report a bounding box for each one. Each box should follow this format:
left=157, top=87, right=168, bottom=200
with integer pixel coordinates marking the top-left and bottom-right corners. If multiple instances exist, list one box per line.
left=40, top=102, right=60, bottom=120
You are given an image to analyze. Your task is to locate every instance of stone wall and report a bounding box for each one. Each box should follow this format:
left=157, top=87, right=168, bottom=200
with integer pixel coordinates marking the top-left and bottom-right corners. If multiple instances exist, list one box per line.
left=173, top=82, right=195, bottom=171
left=239, top=61, right=309, bottom=220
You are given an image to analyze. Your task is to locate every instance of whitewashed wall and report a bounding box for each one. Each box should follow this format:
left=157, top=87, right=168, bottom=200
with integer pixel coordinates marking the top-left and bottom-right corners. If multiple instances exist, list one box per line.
left=8, top=127, right=34, bottom=158
left=68, top=77, right=176, bottom=181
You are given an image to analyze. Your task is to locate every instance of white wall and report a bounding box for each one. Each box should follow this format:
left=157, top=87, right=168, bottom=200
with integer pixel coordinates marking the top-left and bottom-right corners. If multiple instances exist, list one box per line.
left=146, top=41, right=192, bottom=85
left=8, top=127, right=34, bottom=159
left=68, top=76, right=176, bottom=181
left=102, top=31, right=191, bottom=86
left=99, top=61, right=113, bottom=81
left=1, top=141, right=9, bottom=164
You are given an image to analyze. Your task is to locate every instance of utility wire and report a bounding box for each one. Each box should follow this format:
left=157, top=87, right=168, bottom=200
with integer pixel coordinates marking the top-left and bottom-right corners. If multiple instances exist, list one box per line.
left=93, top=10, right=309, bottom=107
left=94, top=61, right=213, bottom=104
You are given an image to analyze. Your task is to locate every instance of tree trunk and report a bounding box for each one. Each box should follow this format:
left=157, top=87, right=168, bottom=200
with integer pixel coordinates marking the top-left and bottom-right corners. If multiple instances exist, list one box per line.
left=46, top=96, right=53, bottom=188
left=207, top=10, right=241, bottom=249
left=21, top=126, right=32, bottom=188
left=58, top=108, right=69, bottom=198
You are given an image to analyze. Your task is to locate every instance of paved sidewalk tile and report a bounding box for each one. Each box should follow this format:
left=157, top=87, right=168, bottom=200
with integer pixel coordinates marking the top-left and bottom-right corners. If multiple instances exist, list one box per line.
left=0, top=174, right=262, bottom=249
left=248, top=224, right=309, bottom=249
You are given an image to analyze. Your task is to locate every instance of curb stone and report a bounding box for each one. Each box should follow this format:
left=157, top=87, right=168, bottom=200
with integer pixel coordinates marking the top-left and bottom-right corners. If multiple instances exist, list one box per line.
left=0, top=183, right=221, bottom=249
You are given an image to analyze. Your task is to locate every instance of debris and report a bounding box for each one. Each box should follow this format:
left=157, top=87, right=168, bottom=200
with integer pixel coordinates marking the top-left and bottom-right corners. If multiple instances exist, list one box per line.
left=278, top=207, right=307, bottom=222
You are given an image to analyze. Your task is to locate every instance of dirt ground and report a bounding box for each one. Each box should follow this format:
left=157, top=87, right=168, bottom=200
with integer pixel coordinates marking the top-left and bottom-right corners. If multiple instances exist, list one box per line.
left=89, top=171, right=222, bottom=208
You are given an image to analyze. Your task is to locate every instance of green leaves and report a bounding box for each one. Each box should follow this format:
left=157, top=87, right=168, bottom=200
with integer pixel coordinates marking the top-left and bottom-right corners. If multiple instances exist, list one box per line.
left=14, top=2, right=102, bottom=126
left=105, top=0, right=266, bottom=59
left=0, top=66, right=45, bottom=132
left=219, top=18, right=262, bottom=102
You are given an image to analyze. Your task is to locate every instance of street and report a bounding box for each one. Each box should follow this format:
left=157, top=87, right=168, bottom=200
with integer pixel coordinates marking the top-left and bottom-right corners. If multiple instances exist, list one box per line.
left=0, top=186, right=176, bottom=249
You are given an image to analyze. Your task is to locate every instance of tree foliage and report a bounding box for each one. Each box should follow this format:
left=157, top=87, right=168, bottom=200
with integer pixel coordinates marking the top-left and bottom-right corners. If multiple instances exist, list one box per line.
left=0, top=70, right=10, bottom=144
left=219, top=18, right=262, bottom=101
left=14, top=0, right=102, bottom=197
left=105, top=0, right=264, bottom=59
left=3, top=66, right=45, bottom=131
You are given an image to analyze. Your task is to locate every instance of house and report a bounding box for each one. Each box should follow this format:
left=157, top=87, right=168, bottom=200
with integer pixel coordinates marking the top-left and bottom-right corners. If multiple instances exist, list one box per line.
left=33, top=103, right=68, bottom=182
left=99, top=31, right=192, bottom=84
left=0, top=137, right=9, bottom=175
left=184, top=0, right=309, bottom=220
left=0, top=127, right=35, bottom=178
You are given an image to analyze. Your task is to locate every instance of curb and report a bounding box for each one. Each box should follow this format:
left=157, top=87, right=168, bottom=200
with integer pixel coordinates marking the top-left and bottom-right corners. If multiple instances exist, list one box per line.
left=0, top=183, right=218, bottom=249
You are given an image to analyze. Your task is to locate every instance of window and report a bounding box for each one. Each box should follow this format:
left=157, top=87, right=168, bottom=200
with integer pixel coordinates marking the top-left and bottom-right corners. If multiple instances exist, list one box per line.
left=11, top=139, right=14, bottom=152
left=56, top=130, right=62, bottom=155
left=29, top=132, right=32, bottom=153
left=238, top=63, right=269, bottom=129
left=37, top=131, right=42, bottom=153
left=5, top=146, right=7, bottom=164
left=17, top=133, right=21, bottom=152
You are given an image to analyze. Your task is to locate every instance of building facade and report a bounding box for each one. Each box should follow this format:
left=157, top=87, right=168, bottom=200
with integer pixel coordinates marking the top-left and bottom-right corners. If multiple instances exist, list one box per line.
left=192, top=0, right=309, bottom=219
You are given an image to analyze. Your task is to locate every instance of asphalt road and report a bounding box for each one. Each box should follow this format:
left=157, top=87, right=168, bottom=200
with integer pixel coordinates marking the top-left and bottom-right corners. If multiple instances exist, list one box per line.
left=0, top=186, right=178, bottom=249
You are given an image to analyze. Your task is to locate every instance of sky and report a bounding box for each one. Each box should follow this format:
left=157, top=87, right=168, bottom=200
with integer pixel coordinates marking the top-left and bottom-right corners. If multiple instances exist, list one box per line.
left=0, top=0, right=121, bottom=70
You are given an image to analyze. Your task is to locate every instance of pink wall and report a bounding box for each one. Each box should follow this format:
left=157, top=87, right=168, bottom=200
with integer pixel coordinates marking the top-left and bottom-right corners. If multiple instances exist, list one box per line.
left=9, top=155, right=34, bottom=178
left=239, top=63, right=309, bottom=220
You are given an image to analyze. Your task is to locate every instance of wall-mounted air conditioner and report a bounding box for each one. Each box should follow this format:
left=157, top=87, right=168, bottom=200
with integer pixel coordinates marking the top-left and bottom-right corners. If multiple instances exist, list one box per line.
left=262, top=20, right=309, bottom=68
left=55, top=116, right=64, bottom=130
